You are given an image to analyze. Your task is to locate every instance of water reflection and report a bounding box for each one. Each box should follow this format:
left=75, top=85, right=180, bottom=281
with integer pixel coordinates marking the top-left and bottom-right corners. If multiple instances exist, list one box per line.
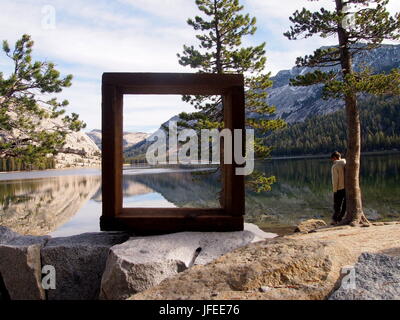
left=248, top=154, right=400, bottom=228
left=129, top=170, right=221, bottom=208
left=0, top=168, right=221, bottom=236
left=0, top=154, right=399, bottom=236
left=0, top=175, right=101, bottom=235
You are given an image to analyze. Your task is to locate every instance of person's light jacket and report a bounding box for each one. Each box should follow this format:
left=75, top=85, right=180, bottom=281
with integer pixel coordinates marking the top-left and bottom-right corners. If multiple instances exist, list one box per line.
left=331, top=159, right=346, bottom=193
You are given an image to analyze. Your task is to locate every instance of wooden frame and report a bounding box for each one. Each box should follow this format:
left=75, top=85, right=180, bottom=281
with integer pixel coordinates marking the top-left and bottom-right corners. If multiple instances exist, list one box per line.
left=100, top=73, right=245, bottom=234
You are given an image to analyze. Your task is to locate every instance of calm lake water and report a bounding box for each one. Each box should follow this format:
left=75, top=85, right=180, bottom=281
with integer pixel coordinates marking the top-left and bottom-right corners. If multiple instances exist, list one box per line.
left=0, top=154, right=399, bottom=236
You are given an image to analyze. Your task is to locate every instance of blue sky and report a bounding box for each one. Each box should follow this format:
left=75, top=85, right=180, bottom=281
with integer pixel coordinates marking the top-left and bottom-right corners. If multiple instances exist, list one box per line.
left=0, top=0, right=399, bottom=133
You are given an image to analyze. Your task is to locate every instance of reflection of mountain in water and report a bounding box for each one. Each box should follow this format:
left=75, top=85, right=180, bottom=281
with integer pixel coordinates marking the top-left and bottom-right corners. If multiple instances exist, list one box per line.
left=91, top=180, right=153, bottom=202
left=0, top=175, right=100, bottom=235
left=130, top=170, right=221, bottom=208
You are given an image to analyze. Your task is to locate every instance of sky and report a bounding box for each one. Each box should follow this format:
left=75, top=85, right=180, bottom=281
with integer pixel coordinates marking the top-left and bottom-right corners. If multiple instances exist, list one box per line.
left=0, top=0, right=399, bottom=133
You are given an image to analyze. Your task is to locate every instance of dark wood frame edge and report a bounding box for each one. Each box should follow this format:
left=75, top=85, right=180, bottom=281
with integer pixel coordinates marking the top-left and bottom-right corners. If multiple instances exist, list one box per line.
left=101, top=73, right=245, bottom=234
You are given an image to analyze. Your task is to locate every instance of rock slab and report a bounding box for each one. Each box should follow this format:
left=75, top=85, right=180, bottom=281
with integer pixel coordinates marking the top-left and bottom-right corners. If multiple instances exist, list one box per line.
left=295, top=219, right=327, bottom=233
left=41, top=232, right=129, bottom=300
left=100, top=223, right=277, bottom=300
left=130, top=237, right=355, bottom=300
left=0, top=226, right=49, bottom=300
left=329, top=252, right=400, bottom=300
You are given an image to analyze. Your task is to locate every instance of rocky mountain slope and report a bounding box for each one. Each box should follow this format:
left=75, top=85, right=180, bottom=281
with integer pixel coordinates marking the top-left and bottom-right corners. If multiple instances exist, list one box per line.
left=55, top=131, right=101, bottom=168
left=0, top=109, right=101, bottom=169
left=124, top=45, right=400, bottom=158
left=265, top=95, right=400, bottom=156
left=123, top=115, right=182, bottom=160
left=87, top=129, right=149, bottom=150
left=268, top=44, right=400, bottom=123
left=43, top=116, right=101, bottom=168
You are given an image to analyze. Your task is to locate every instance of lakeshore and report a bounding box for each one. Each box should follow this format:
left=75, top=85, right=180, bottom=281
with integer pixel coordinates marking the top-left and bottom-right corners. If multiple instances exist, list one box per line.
left=0, top=154, right=399, bottom=237
left=269, top=150, right=400, bottom=160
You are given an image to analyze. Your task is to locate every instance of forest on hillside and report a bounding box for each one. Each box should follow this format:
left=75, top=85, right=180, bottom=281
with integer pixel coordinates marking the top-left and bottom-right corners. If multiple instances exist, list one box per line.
left=265, top=96, right=400, bottom=156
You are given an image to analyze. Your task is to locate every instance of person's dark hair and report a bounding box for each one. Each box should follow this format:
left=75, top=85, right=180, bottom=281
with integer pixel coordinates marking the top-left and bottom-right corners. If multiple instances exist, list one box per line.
left=330, top=151, right=341, bottom=160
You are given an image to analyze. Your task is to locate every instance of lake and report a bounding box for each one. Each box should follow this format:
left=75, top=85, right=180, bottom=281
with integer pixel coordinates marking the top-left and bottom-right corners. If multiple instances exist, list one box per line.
left=0, top=154, right=399, bottom=236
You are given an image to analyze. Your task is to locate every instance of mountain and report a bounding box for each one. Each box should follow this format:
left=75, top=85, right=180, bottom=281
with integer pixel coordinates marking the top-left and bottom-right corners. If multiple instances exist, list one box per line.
left=124, top=115, right=189, bottom=160
left=124, top=44, right=400, bottom=159
left=0, top=109, right=101, bottom=170
left=85, top=129, right=102, bottom=148
left=267, top=44, right=400, bottom=123
left=123, top=114, right=201, bottom=160
left=30, top=113, right=102, bottom=168
left=54, top=130, right=101, bottom=169
left=87, top=129, right=150, bottom=150
left=265, top=95, right=400, bottom=156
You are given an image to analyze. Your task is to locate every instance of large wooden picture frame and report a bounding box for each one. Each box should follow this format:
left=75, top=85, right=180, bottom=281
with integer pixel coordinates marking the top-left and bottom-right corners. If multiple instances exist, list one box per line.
left=100, top=73, right=245, bottom=234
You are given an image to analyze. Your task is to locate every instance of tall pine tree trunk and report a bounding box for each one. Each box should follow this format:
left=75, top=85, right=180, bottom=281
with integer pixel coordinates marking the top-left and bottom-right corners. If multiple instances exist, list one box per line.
left=212, top=0, right=225, bottom=207
left=343, top=93, right=368, bottom=225
left=336, top=0, right=369, bottom=226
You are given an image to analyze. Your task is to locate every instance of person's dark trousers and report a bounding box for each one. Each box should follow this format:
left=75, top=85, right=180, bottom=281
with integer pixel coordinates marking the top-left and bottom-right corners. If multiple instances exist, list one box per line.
left=333, top=189, right=346, bottom=222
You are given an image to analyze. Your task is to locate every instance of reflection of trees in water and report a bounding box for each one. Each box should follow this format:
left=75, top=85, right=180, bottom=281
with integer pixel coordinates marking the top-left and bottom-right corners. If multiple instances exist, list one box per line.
left=249, top=155, right=400, bottom=225
left=256, top=159, right=332, bottom=192
left=361, top=155, right=400, bottom=187
left=359, top=155, right=400, bottom=220
left=245, top=159, right=332, bottom=226
left=128, top=156, right=400, bottom=226
left=0, top=175, right=100, bottom=235
left=255, top=155, right=400, bottom=193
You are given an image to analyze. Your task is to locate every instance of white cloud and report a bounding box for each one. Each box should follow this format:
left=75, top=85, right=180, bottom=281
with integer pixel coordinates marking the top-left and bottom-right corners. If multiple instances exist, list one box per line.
left=123, top=95, right=195, bottom=133
left=1, top=0, right=399, bottom=131
left=247, top=0, right=399, bottom=22
left=0, top=0, right=198, bottom=132
left=246, top=0, right=334, bottom=21
left=0, top=2, right=194, bottom=73
left=118, top=0, right=198, bottom=21
left=245, top=0, right=400, bottom=75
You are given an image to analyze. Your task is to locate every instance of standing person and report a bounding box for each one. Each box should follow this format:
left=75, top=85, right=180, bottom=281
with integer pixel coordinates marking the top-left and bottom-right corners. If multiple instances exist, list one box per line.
left=331, top=151, right=346, bottom=225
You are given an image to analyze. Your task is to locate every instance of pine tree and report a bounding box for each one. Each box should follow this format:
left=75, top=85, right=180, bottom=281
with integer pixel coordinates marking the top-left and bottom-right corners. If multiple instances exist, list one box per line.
left=284, top=0, right=400, bottom=226
left=0, top=34, right=86, bottom=167
left=178, top=0, right=285, bottom=192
